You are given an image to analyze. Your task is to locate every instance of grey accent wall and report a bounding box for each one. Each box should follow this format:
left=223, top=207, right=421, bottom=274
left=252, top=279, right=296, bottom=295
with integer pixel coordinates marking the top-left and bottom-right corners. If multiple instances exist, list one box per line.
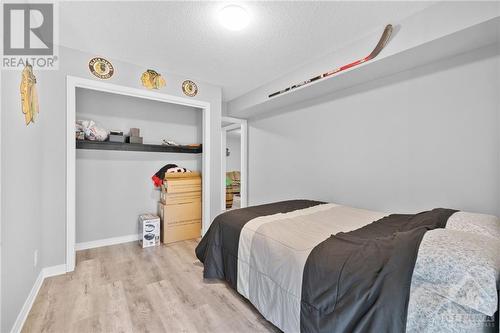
left=1, top=45, right=223, bottom=332
left=76, top=89, right=201, bottom=243
left=248, top=45, right=500, bottom=217
left=1, top=71, right=44, bottom=333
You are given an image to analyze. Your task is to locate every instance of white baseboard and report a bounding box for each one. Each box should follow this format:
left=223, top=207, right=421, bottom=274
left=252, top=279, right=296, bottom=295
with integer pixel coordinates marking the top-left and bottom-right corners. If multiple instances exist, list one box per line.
left=43, top=264, right=67, bottom=278
left=10, top=264, right=66, bottom=333
left=10, top=269, right=43, bottom=333
left=75, top=234, right=139, bottom=251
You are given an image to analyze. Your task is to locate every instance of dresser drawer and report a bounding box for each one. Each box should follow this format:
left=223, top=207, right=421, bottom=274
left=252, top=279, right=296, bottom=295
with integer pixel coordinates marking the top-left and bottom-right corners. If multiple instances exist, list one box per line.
left=159, top=200, right=201, bottom=225
left=164, top=180, right=201, bottom=194
left=163, top=220, right=201, bottom=244
left=161, top=191, right=201, bottom=205
left=163, top=173, right=201, bottom=194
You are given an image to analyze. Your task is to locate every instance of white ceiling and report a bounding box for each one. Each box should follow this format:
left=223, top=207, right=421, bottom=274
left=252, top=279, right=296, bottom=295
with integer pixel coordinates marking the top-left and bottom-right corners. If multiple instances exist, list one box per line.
left=60, top=1, right=435, bottom=101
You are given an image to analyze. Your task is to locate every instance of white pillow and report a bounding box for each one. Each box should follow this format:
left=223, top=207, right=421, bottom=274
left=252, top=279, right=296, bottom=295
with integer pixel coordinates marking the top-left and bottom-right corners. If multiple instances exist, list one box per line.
left=412, top=228, right=500, bottom=316
left=446, top=211, right=500, bottom=239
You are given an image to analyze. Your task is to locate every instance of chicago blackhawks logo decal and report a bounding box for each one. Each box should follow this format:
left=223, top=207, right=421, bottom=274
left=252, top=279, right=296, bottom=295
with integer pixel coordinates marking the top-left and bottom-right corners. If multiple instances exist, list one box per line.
left=182, top=80, right=198, bottom=97
left=88, top=57, right=114, bottom=79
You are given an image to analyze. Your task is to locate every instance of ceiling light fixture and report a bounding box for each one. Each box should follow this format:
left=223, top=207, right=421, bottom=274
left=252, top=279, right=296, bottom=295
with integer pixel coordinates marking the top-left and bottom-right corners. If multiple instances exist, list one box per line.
left=219, top=5, right=250, bottom=31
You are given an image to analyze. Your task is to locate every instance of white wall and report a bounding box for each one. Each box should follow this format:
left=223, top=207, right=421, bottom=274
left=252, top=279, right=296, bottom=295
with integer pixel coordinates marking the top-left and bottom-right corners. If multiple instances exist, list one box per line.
left=1, top=45, right=223, bottom=332
left=248, top=44, right=500, bottom=217
left=226, top=131, right=241, bottom=172
left=76, top=88, right=201, bottom=243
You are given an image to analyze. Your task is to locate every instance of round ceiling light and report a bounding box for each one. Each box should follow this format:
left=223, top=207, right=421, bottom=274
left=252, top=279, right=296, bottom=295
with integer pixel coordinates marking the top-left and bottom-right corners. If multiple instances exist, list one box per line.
left=219, top=5, right=250, bottom=31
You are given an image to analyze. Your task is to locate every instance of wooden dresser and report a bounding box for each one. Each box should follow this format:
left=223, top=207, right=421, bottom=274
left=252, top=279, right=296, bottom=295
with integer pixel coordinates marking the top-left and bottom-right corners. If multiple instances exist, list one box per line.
left=158, top=172, right=201, bottom=244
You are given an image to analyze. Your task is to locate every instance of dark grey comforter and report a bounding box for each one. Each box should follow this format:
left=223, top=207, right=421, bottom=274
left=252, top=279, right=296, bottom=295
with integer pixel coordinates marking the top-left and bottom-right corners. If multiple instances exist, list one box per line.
left=196, top=201, right=458, bottom=332
left=301, top=208, right=456, bottom=333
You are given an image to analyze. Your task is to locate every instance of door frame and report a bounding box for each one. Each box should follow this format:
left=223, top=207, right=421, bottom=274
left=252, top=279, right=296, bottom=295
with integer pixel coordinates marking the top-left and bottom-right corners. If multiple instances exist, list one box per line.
left=66, top=76, right=211, bottom=272
left=221, top=116, right=248, bottom=211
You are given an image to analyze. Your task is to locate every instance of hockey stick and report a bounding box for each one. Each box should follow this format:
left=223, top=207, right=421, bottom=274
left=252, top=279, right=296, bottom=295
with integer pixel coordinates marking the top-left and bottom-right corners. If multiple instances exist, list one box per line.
left=269, top=24, right=393, bottom=98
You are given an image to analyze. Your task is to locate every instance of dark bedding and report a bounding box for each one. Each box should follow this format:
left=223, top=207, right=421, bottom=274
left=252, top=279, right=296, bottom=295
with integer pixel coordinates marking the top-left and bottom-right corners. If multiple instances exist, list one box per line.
left=195, top=200, right=324, bottom=288
left=301, top=208, right=456, bottom=333
left=195, top=201, right=458, bottom=332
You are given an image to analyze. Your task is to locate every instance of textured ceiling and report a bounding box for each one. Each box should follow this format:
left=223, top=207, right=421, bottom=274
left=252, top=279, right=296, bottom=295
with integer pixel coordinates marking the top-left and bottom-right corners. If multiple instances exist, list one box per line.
left=60, top=1, right=435, bottom=101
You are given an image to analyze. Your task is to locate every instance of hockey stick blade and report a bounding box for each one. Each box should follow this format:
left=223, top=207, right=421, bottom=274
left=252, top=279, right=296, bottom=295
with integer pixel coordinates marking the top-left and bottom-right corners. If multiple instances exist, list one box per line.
left=269, top=24, right=393, bottom=98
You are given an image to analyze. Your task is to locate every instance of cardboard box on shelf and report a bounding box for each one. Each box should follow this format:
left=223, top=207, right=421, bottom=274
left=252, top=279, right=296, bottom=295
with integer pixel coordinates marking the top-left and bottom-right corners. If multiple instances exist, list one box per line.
left=109, top=134, right=126, bottom=143
left=127, top=136, right=143, bottom=144
left=130, top=128, right=140, bottom=137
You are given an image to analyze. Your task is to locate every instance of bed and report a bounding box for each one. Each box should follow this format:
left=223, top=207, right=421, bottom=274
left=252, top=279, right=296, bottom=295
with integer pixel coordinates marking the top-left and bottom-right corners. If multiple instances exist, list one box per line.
left=196, top=200, right=500, bottom=333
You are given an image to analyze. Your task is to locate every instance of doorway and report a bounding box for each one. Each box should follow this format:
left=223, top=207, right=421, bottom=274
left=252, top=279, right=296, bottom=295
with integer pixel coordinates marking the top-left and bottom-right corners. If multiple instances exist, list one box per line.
left=221, top=116, right=247, bottom=211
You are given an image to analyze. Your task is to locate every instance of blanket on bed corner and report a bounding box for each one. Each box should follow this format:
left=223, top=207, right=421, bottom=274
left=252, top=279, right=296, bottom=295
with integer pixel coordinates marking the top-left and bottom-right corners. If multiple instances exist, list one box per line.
left=195, top=200, right=324, bottom=288
left=300, top=208, right=457, bottom=333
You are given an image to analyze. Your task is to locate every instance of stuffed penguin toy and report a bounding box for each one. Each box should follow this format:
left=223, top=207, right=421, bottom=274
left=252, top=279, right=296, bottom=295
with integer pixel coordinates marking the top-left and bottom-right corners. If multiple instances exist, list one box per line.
left=152, top=164, right=191, bottom=187
left=166, top=167, right=191, bottom=173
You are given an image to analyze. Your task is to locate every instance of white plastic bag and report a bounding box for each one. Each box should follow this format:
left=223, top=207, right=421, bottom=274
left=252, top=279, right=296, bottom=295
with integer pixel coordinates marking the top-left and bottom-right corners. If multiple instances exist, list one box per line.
left=76, top=120, right=109, bottom=141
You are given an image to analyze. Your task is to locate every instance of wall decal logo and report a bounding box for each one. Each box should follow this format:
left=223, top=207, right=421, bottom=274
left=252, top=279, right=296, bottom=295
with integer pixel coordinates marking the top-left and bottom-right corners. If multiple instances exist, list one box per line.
left=88, top=57, right=114, bottom=79
left=182, top=80, right=198, bottom=97
left=20, top=63, right=39, bottom=125
left=141, top=69, right=166, bottom=89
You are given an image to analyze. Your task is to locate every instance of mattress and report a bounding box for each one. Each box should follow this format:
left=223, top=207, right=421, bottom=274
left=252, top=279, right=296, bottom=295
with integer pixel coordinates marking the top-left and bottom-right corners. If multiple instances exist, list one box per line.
left=196, top=200, right=500, bottom=333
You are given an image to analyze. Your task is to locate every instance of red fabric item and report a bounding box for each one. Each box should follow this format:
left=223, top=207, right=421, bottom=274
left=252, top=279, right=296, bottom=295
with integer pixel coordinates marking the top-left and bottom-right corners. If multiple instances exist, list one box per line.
left=152, top=175, right=163, bottom=188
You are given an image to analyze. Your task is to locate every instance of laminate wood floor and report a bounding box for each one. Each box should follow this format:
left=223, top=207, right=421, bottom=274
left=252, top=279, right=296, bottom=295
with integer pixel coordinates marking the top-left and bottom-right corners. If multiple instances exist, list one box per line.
left=22, top=240, right=280, bottom=333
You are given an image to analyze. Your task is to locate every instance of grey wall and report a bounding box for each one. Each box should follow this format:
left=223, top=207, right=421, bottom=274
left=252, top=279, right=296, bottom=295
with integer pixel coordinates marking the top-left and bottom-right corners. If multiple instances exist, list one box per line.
left=39, top=45, right=221, bottom=273
left=226, top=131, right=241, bottom=172
left=76, top=89, right=201, bottom=243
left=1, top=45, right=223, bottom=332
left=248, top=44, right=500, bottom=217
left=1, top=71, right=44, bottom=333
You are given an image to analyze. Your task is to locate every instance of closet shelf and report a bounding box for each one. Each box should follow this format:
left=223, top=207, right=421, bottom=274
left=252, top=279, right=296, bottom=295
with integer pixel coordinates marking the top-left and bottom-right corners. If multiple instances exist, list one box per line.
left=76, top=140, right=202, bottom=154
